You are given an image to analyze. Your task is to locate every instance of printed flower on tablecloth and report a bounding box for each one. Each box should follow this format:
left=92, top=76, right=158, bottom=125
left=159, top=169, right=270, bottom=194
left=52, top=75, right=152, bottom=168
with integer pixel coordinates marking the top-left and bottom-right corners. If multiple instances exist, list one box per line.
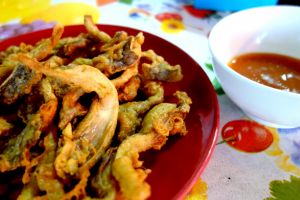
left=96, top=0, right=117, bottom=6
left=160, top=19, right=185, bottom=33
left=204, top=62, right=224, bottom=95
left=182, top=5, right=231, bottom=36
left=183, top=5, right=214, bottom=18
left=277, top=128, right=300, bottom=167
left=155, top=12, right=185, bottom=34
left=265, top=128, right=300, bottom=176
left=128, top=8, right=151, bottom=20
left=266, top=175, right=300, bottom=200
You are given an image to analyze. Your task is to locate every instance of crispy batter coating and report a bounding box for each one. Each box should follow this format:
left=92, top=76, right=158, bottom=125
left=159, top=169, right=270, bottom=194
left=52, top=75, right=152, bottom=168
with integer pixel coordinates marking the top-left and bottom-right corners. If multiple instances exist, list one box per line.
left=18, top=127, right=65, bottom=200
left=0, top=117, right=13, bottom=137
left=60, top=34, right=89, bottom=57
left=58, top=88, right=87, bottom=130
left=29, top=24, right=64, bottom=61
left=141, top=50, right=183, bottom=82
left=0, top=79, right=58, bottom=172
left=93, top=32, right=144, bottom=77
left=0, top=65, right=14, bottom=85
left=118, top=81, right=164, bottom=142
left=112, top=92, right=192, bottom=200
left=43, top=55, right=65, bottom=68
left=0, top=15, right=190, bottom=200
left=19, top=56, right=118, bottom=172
left=0, top=43, right=33, bottom=65
left=84, top=15, right=111, bottom=43
left=0, top=64, right=42, bottom=104
left=19, top=56, right=119, bottom=199
left=118, top=75, right=141, bottom=102
left=0, top=24, right=63, bottom=105
left=90, top=148, right=117, bottom=200
left=111, top=64, right=138, bottom=89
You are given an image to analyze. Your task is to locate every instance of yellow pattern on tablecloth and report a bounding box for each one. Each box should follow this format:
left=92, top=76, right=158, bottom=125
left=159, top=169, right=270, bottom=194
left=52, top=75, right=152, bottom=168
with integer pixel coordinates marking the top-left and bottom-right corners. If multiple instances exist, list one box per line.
left=265, top=128, right=300, bottom=176
left=185, top=178, right=208, bottom=200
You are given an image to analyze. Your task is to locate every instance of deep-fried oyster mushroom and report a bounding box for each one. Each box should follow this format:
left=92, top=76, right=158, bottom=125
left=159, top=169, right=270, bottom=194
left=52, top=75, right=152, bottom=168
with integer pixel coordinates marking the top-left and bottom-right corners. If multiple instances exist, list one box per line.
left=90, top=148, right=117, bottom=200
left=118, top=81, right=164, bottom=141
left=18, top=127, right=65, bottom=200
left=0, top=65, right=14, bottom=85
left=0, top=79, right=58, bottom=172
left=112, top=91, right=192, bottom=200
left=93, top=32, right=144, bottom=77
left=84, top=15, right=111, bottom=43
left=58, top=88, right=87, bottom=130
left=0, top=24, right=64, bottom=105
left=111, top=63, right=138, bottom=89
left=0, top=17, right=192, bottom=200
left=29, top=24, right=64, bottom=61
left=19, top=55, right=119, bottom=199
left=57, top=34, right=89, bottom=56
left=0, top=117, right=13, bottom=137
left=0, top=64, right=42, bottom=105
left=0, top=24, right=63, bottom=69
left=118, top=75, right=141, bottom=102
left=141, top=50, right=183, bottom=82
left=0, top=43, right=33, bottom=64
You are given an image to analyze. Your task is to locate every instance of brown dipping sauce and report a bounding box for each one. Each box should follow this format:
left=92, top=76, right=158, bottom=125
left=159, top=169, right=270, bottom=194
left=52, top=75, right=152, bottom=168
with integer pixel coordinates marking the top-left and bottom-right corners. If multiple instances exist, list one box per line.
left=228, top=52, right=300, bottom=94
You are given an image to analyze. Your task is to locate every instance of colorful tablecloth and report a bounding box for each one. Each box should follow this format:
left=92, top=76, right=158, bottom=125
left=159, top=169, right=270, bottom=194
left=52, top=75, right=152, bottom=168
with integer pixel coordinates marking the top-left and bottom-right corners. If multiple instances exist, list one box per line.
left=1, top=1, right=299, bottom=199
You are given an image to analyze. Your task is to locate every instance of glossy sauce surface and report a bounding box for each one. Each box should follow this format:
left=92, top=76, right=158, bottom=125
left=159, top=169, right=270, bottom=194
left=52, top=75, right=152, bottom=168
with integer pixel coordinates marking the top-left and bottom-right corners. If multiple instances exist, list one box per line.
left=228, top=53, right=300, bottom=94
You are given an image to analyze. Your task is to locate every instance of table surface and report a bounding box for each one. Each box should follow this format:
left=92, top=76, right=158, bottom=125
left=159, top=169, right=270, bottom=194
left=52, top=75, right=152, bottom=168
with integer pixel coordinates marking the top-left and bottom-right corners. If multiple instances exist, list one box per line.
left=1, top=1, right=299, bottom=200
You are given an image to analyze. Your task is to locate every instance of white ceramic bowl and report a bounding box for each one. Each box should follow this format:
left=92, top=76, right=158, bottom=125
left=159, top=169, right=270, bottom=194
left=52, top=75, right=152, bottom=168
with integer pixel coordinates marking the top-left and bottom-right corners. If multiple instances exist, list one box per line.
left=209, top=5, right=300, bottom=128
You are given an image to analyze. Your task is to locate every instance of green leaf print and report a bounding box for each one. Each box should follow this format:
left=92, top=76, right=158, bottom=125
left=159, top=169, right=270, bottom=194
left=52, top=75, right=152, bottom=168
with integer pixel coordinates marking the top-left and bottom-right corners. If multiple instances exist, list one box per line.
left=204, top=62, right=224, bottom=95
left=265, top=176, right=300, bottom=200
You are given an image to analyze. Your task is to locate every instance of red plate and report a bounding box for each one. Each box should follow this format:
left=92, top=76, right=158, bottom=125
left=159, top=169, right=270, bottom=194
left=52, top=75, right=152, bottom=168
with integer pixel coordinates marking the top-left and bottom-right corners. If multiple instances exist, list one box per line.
left=0, top=25, right=220, bottom=200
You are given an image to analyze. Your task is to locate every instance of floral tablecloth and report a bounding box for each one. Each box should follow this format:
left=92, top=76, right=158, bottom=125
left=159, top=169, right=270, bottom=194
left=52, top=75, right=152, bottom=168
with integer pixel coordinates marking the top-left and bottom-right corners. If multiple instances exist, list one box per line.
left=1, top=0, right=299, bottom=199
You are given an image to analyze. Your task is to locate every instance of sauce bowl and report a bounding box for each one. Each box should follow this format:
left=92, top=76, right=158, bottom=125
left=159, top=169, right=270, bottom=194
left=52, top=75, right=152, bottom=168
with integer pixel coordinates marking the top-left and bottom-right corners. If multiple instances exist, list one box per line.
left=209, top=5, right=300, bottom=128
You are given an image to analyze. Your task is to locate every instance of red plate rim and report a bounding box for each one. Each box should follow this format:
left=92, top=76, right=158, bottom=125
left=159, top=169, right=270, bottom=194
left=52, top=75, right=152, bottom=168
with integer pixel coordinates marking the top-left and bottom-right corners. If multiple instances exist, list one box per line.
left=0, top=24, right=220, bottom=199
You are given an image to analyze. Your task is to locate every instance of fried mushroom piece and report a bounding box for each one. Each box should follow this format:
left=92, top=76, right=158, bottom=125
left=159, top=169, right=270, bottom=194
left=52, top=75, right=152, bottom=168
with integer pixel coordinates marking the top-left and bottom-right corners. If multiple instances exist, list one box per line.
left=17, top=84, right=45, bottom=124
left=89, top=148, right=117, bottom=200
left=112, top=91, right=192, bottom=200
left=0, top=24, right=64, bottom=105
left=0, top=24, right=62, bottom=70
left=93, top=32, right=144, bottom=77
left=0, top=78, right=58, bottom=172
left=0, top=64, right=42, bottom=105
left=117, top=81, right=164, bottom=142
left=19, top=55, right=119, bottom=199
left=84, top=15, right=111, bottom=43
left=0, top=117, right=13, bottom=137
left=18, top=127, right=65, bottom=200
left=29, top=24, right=64, bottom=61
left=117, top=75, right=141, bottom=102
left=43, top=55, right=65, bottom=68
left=111, top=63, right=139, bottom=90
left=0, top=65, right=14, bottom=86
left=58, top=88, right=88, bottom=130
left=0, top=43, right=33, bottom=64
left=141, top=50, right=183, bottom=82
left=0, top=19, right=192, bottom=200
left=55, top=34, right=90, bottom=57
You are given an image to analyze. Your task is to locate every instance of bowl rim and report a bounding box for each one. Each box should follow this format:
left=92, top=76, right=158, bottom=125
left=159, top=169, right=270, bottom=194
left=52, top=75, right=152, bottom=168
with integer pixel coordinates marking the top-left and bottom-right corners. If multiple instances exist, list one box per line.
left=208, top=5, right=300, bottom=98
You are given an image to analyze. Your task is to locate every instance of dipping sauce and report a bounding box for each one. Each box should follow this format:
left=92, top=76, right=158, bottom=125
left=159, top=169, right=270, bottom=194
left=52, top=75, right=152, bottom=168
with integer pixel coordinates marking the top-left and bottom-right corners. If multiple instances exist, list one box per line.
left=228, top=53, right=300, bottom=94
